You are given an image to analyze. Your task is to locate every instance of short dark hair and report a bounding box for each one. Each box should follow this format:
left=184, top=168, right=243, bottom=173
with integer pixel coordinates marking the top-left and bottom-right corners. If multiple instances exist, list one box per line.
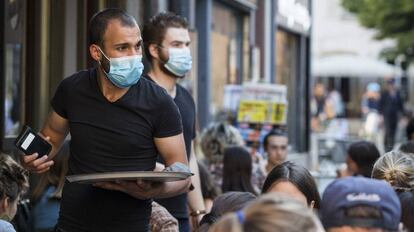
left=347, top=141, right=380, bottom=177
left=88, top=8, right=137, bottom=47
left=263, top=129, right=287, bottom=149
left=142, top=12, right=188, bottom=63
left=261, top=161, right=321, bottom=209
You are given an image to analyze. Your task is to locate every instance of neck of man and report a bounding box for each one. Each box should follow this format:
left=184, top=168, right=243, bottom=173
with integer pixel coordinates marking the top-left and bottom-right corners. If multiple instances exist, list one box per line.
left=266, top=161, right=276, bottom=174
left=147, top=61, right=177, bottom=98
left=97, top=67, right=129, bottom=102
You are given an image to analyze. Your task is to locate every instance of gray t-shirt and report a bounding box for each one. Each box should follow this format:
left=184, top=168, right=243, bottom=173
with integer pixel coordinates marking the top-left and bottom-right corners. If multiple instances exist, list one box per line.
left=0, top=220, right=16, bottom=232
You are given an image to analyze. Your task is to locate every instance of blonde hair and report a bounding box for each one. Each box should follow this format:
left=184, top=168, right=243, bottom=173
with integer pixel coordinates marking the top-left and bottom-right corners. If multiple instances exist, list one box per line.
left=372, top=150, right=414, bottom=191
left=200, top=122, right=244, bottom=162
left=209, top=193, right=324, bottom=232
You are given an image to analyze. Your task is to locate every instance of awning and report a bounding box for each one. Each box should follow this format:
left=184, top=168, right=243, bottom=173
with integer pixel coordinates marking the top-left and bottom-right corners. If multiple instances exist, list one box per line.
left=312, top=54, right=402, bottom=78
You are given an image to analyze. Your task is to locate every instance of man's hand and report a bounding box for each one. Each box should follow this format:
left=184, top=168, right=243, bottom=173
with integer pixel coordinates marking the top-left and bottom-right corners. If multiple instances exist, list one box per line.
left=93, top=180, right=166, bottom=200
left=21, top=153, right=54, bottom=174
left=21, top=135, right=54, bottom=174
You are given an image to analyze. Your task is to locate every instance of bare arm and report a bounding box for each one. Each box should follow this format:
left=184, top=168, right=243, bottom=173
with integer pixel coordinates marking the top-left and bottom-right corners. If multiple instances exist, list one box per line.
left=21, top=111, right=69, bottom=173
left=153, top=133, right=191, bottom=198
left=187, top=141, right=206, bottom=221
left=95, top=133, right=191, bottom=199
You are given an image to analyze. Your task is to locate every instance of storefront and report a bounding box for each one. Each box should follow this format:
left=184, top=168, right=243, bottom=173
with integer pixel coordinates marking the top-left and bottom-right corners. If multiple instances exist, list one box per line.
left=275, top=0, right=311, bottom=152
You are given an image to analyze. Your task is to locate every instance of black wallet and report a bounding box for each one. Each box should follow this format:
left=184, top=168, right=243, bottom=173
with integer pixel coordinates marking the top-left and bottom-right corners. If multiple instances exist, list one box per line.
left=14, top=125, right=52, bottom=158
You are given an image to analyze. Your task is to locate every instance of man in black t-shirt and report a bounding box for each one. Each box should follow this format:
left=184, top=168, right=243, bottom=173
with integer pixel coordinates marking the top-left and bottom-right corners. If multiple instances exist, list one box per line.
left=22, top=9, right=190, bottom=232
left=142, top=12, right=205, bottom=231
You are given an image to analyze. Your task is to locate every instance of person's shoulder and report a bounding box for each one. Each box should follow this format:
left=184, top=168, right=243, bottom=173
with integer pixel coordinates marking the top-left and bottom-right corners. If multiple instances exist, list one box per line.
left=0, top=219, right=16, bottom=232
left=176, top=84, right=192, bottom=99
left=60, top=69, right=93, bottom=87
left=137, top=77, right=173, bottom=104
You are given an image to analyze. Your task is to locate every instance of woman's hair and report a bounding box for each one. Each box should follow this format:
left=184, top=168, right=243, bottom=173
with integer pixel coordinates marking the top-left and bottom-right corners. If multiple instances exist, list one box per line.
left=222, top=146, right=257, bottom=195
left=31, top=141, right=70, bottom=202
left=200, top=122, right=244, bottom=162
left=347, top=141, right=380, bottom=177
left=209, top=193, right=324, bottom=232
left=198, top=160, right=220, bottom=200
left=261, top=161, right=321, bottom=209
left=198, top=191, right=256, bottom=232
left=398, top=190, right=414, bottom=232
left=0, top=154, right=29, bottom=203
left=372, top=150, right=414, bottom=191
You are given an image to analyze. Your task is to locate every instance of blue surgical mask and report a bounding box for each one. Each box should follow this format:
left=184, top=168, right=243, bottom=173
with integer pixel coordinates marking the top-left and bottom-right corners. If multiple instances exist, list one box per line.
left=98, top=47, right=144, bottom=88
left=164, top=47, right=192, bottom=77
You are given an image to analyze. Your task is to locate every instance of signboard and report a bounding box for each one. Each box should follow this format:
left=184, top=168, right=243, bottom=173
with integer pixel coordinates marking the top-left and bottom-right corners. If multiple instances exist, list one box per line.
left=277, top=0, right=311, bottom=35
left=236, top=83, right=288, bottom=125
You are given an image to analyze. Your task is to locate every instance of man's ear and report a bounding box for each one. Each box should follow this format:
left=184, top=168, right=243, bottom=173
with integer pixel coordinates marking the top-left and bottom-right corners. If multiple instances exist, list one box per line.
left=148, top=43, right=160, bottom=61
left=89, top=44, right=102, bottom=62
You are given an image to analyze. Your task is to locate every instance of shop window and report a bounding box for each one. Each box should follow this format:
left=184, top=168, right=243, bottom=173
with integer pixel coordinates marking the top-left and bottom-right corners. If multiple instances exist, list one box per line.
left=275, top=29, right=300, bottom=151
left=211, top=1, right=249, bottom=112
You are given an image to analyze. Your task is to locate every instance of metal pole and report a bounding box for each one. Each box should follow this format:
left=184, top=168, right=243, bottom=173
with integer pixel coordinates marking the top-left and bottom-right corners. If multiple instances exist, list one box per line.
left=196, top=0, right=212, bottom=130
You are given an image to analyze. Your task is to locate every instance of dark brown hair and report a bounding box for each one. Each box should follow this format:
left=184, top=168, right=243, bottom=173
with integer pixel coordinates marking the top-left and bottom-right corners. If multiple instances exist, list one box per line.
left=262, top=161, right=321, bottom=209
left=88, top=8, right=137, bottom=48
left=142, top=12, right=188, bottom=63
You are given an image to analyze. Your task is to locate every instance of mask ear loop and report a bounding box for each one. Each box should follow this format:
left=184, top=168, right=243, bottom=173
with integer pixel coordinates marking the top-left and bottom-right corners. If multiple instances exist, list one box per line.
left=96, top=46, right=110, bottom=74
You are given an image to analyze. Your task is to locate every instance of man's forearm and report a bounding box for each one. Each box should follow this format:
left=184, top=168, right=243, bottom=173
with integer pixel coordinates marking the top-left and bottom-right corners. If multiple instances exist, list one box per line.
left=188, top=151, right=205, bottom=212
left=157, top=179, right=191, bottom=199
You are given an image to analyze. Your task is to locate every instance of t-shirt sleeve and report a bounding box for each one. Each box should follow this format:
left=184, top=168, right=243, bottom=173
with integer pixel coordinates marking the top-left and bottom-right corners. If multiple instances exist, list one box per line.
left=154, top=96, right=183, bottom=138
left=51, top=80, right=68, bottom=118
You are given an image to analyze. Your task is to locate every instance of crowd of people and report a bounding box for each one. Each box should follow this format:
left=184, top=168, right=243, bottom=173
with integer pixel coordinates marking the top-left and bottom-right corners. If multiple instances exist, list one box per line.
left=0, top=8, right=413, bottom=232
left=311, top=79, right=407, bottom=153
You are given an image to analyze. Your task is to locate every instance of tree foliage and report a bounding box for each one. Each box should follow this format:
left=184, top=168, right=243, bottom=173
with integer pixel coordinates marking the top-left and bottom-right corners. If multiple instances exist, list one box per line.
left=342, top=0, right=414, bottom=66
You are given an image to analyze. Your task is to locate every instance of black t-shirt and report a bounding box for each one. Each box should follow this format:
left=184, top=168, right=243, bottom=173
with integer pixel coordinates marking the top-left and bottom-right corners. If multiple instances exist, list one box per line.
left=52, top=69, right=183, bottom=232
left=144, top=75, right=196, bottom=219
